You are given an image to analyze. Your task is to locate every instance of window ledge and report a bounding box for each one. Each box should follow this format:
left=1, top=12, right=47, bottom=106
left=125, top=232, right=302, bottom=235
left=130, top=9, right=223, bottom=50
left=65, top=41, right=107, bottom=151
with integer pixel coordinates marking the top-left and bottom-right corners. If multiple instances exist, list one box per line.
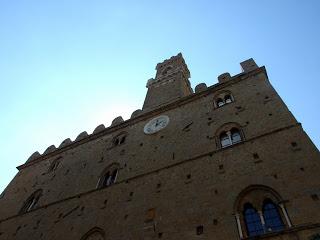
left=242, top=223, right=320, bottom=239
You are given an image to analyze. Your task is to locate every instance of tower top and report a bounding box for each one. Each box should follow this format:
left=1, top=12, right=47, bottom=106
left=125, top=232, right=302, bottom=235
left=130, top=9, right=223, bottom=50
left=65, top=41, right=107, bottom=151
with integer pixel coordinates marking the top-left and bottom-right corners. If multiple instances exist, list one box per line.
left=143, top=53, right=192, bottom=111
left=146, top=53, right=191, bottom=88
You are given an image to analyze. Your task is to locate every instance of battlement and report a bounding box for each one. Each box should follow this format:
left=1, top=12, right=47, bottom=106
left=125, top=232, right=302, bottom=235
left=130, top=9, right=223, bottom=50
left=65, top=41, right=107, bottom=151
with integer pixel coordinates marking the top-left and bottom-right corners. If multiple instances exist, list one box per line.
left=24, top=56, right=261, bottom=166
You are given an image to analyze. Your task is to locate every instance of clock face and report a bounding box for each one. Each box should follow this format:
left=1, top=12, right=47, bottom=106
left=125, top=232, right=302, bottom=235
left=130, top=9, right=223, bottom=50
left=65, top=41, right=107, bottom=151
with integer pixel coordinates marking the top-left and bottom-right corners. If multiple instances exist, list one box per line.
left=144, top=115, right=170, bottom=135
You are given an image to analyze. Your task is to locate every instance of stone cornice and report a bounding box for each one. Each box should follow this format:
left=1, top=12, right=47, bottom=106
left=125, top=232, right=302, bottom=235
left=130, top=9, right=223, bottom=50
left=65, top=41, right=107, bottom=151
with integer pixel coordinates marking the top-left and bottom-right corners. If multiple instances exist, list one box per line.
left=17, top=66, right=268, bottom=171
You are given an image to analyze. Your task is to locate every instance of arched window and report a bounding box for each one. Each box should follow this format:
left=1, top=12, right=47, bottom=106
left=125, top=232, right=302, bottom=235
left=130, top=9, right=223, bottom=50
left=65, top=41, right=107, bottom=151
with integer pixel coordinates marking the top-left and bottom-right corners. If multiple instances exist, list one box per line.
left=47, top=156, right=62, bottom=173
left=263, top=199, right=284, bottom=232
left=80, top=227, right=105, bottom=240
left=101, top=169, right=118, bottom=187
left=216, top=98, right=224, bottom=107
left=243, top=203, right=264, bottom=237
left=97, top=164, right=119, bottom=189
left=220, top=132, right=231, bottom=148
left=20, top=189, right=42, bottom=213
left=234, top=185, right=291, bottom=239
left=225, top=94, right=233, bottom=104
left=112, top=132, right=127, bottom=147
left=219, top=127, right=243, bottom=148
left=214, top=92, right=234, bottom=108
left=231, top=128, right=242, bottom=144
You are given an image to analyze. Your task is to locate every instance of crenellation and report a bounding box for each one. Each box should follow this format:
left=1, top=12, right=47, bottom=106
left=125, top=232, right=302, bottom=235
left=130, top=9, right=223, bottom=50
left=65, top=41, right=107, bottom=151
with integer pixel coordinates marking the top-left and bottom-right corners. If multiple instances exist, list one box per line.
left=23, top=58, right=261, bottom=163
left=75, top=131, right=89, bottom=141
left=93, top=124, right=105, bottom=134
left=111, top=116, right=124, bottom=126
left=26, top=151, right=41, bottom=163
left=43, top=145, right=56, bottom=155
left=217, top=72, right=231, bottom=83
left=59, top=138, right=72, bottom=148
left=240, top=58, right=258, bottom=72
left=195, top=83, right=207, bottom=93
left=131, top=109, right=143, bottom=119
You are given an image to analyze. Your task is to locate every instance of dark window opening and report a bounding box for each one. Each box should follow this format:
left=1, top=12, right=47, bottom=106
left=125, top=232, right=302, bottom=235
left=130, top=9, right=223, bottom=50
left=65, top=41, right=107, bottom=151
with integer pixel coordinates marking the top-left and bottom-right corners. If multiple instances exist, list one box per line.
left=20, top=190, right=42, bottom=214
left=263, top=199, right=284, bottom=232
left=216, top=98, right=224, bottom=107
left=196, top=226, right=203, bottom=235
left=220, top=132, right=231, bottom=148
left=220, top=128, right=242, bottom=148
left=243, top=203, right=264, bottom=237
left=99, top=167, right=118, bottom=189
left=113, top=133, right=127, bottom=147
left=231, top=128, right=242, bottom=144
left=225, top=95, right=233, bottom=103
left=291, top=142, right=297, bottom=147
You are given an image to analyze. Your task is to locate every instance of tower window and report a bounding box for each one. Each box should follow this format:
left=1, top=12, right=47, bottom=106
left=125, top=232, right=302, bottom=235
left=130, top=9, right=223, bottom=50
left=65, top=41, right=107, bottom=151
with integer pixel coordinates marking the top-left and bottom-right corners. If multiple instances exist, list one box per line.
left=225, top=95, right=232, bottom=103
left=101, top=169, right=118, bottom=188
left=231, top=128, right=242, bottom=144
left=217, top=98, right=224, bottom=107
left=219, top=128, right=242, bottom=148
left=263, top=199, right=284, bottom=232
left=243, top=203, right=264, bottom=237
left=112, top=132, right=127, bottom=147
left=220, top=132, right=231, bottom=148
left=214, top=92, right=234, bottom=108
left=235, top=186, right=290, bottom=238
left=20, top=190, right=42, bottom=214
left=97, top=164, right=119, bottom=189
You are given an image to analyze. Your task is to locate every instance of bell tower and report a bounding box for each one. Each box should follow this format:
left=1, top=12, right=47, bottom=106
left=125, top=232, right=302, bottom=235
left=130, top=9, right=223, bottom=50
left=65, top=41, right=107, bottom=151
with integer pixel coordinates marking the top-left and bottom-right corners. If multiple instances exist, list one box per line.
left=142, top=53, right=193, bottom=111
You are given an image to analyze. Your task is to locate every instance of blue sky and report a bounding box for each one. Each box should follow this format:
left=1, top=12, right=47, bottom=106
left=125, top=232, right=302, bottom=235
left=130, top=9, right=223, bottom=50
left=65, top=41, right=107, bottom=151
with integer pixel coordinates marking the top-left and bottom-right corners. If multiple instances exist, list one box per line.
left=0, top=0, right=319, bottom=192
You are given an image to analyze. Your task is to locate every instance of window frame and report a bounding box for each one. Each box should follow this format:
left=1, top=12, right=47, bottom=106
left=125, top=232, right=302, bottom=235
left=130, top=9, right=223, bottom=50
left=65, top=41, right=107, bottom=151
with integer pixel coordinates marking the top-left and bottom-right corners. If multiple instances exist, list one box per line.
left=97, top=164, right=119, bottom=189
left=20, top=189, right=42, bottom=214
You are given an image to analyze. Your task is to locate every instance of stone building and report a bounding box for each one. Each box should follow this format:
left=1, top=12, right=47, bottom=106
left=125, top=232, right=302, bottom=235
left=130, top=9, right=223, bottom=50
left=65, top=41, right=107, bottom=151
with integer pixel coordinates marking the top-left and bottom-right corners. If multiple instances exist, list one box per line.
left=0, top=53, right=319, bottom=240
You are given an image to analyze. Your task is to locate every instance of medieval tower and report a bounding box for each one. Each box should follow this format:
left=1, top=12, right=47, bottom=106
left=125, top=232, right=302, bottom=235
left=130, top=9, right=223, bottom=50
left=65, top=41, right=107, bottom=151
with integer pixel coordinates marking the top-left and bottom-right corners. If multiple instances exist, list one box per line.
left=0, top=53, right=319, bottom=239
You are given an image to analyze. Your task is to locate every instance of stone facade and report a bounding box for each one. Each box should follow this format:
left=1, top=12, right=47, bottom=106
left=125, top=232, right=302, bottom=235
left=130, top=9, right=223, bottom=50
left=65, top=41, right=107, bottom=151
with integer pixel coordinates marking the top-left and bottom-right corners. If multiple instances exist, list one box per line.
left=0, top=53, right=319, bottom=240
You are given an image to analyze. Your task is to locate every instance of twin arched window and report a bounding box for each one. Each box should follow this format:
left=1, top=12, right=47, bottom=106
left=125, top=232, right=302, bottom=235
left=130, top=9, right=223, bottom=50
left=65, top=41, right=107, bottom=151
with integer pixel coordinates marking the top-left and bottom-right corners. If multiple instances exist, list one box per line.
left=97, top=164, right=119, bottom=189
left=220, top=128, right=242, bottom=148
left=235, top=186, right=291, bottom=239
left=47, top=156, right=61, bottom=173
left=215, top=93, right=234, bottom=108
left=112, top=132, right=127, bottom=147
left=20, top=189, right=42, bottom=214
left=243, top=199, right=284, bottom=237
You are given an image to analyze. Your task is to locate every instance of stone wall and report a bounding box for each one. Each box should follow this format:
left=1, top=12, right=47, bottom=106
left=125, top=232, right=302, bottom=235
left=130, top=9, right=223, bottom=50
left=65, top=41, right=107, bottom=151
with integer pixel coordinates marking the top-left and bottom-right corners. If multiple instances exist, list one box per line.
left=0, top=61, right=319, bottom=240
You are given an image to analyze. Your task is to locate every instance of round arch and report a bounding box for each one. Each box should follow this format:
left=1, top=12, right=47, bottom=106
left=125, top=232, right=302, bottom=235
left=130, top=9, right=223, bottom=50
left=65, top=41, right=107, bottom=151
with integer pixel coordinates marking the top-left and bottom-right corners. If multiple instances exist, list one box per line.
left=80, top=227, right=105, bottom=240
